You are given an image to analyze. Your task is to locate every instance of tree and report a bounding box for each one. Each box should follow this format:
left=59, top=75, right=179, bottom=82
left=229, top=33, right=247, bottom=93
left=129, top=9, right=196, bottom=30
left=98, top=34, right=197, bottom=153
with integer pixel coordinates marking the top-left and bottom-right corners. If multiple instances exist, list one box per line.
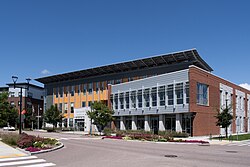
left=25, top=108, right=36, bottom=129
left=215, top=104, right=233, bottom=138
left=0, top=92, right=18, bottom=127
left=87, top=101, right=114, bottom=134
left=44, top=105, right=64, bottom=129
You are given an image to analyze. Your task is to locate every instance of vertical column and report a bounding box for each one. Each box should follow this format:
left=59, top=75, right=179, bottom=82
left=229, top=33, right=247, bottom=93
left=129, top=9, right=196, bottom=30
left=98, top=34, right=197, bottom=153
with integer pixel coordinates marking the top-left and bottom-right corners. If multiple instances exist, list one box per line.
left=159, top=115, right=165, bottom=131
left=183, top=82, right=186, bottom=105
left=157, top=83, right=159, bottom=110
left=173, top=80, right=176, bottom=108
left=120, top=116, right=125, bottom=130
left=176, top=114, right=182, bottom=132
left=142, top=86, right=144, bottom=110
left=144, top=115, right=150, bottom=131
left=132, top=116, right=137, bottom=130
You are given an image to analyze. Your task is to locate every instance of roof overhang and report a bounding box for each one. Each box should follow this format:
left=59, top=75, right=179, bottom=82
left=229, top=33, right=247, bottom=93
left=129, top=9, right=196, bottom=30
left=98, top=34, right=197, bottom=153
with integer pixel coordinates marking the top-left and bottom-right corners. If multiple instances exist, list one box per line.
left=36, top=49, right=213, bottom=84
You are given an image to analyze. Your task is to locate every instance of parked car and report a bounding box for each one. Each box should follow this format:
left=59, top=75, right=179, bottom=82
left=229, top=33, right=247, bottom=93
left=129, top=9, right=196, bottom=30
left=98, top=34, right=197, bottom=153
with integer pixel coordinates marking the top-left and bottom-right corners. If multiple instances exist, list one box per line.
left=3, top=126, right=16, bottom=131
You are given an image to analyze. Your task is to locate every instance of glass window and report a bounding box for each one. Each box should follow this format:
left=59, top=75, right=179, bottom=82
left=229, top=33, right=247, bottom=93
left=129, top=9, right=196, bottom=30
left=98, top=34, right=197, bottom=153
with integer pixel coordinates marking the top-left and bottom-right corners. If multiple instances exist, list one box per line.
left=55, top=87, right=59, bottom=98
left=151, top=87, right=157, bottom=107
left=119, top=93, right=124, bottom=109
left=95, top=82, right=99, bottom=93
left=83, top=84, right=87, bottom=95
left=130, top=91, right=136, bottom=109
left=158, top=86, right=165, bottom=106
left=59, top=103, right=62, bottom=112
left=59, top=87, right=63, bottom=97
left=70, top=102, right=74, bottom=113
left=82, top=101, right=86, bottom=107
left=100, top=82, right=104, bottom=91
left=65, top=86, right=69, bottom=97
left=175, top=83, right=183, bottom=104
left=137, top=90, right=142, bottom=108
left=78, top=85, right=81, bottom=94
left=71, top=86, right=75, bottom=96
left=115, top=79, right=122, bottom=84
left=110, top=94, right=114, bottom=109
left=197, top=82, right=209, bottom=105
left=185, top=82, right=189, bottom=104
left=125, top=92, right=129, bottom=109
left=144, top=88, right=150, bottom=107
left=114, top=94, right=118, bottom=109
left=64, top=103, right=68, bottom=113
left=88, top=83, right=93, bottom=94
left=167, top=84, right=174, bottom=105
left=88, top=101, right=92, bottom=107
left=10, top=101, right=15, bottom=106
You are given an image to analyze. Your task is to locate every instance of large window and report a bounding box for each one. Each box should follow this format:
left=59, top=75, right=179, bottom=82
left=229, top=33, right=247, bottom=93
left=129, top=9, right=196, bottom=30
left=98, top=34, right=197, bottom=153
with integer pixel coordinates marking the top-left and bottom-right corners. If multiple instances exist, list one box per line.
left=167, top=84, right=174, bottom=105
left=125, top=92, right=129, bottom=109
left=71, top=86, right=75, bottom=96
left=119, top=93, right=124, bottom=109
left=55, top=87, right=59, bottom=98
left=59, top=103, right=62, bottom=112
left=59, top=87, right=63, bottom=97
left=130, top=91, right=136, bottom=109
left=95, top=82, right=99, bottom=93
left=158, top=86, right=165, bottom=106
left=185, top=82, right=189, bottom=104
left=151, top=87, right=157, bottom=107
left=197, top=82, right=209, bottom=105
left=83, top=84, right=87, bottom=95
left=64, top=103, right=68, bottom=113
left=82, top=101, right=86, bottom=107
left=70, top=102, right=74, bottom=113
left=144, top=88, right=150, bottom=107
left=137, top=90, right=142, bottom=108
left=114, top=94, right=118, bottom=110
left=88, top=83, right=93, bottom=94
left=175, top=83, right=183, bottom=104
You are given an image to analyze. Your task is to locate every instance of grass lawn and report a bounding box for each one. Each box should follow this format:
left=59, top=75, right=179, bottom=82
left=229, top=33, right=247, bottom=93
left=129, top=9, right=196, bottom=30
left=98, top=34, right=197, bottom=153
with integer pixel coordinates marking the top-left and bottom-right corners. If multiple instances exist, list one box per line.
left=213, top=134, right=250, bottom=141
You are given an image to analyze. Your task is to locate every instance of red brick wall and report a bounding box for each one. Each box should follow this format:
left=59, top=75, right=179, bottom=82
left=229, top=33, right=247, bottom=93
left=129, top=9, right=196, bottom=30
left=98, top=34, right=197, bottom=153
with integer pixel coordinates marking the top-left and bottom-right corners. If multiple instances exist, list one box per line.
left=189, top=66, right=250, bottom=136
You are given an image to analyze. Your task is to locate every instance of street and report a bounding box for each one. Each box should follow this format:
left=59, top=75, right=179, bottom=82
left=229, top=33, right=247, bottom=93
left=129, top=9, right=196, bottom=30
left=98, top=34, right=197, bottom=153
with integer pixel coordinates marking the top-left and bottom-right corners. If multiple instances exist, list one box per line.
left=21, top=131, right=250, bottom=167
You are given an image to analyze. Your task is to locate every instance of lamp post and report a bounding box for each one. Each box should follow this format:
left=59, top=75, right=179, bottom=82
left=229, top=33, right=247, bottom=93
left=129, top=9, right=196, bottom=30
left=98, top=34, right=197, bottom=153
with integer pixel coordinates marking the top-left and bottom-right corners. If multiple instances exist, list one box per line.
left=12, top=76, right=31, bottom=135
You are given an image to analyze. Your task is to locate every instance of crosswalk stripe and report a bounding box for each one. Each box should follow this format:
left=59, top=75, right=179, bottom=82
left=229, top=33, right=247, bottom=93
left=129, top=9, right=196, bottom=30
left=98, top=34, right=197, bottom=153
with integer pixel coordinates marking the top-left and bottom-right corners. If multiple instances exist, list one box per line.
left=18, top=162, right=56, bottom=167
left=0, top=156, right=37, bottom=162
left=0, top=159, right=46, bottom=166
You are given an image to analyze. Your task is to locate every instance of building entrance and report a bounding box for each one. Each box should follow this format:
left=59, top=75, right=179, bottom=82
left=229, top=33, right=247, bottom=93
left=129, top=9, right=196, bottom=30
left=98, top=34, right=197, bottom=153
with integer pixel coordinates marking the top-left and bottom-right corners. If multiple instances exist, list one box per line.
left=75, top=119, right=84, bottom=131
left=150, top=116, right=159, bottom=134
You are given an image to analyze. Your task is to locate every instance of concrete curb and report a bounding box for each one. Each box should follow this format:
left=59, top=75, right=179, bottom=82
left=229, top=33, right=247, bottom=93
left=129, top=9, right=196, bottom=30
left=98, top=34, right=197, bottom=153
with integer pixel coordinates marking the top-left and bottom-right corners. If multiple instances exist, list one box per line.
left=30, top=142, right=64, bottom=155
left=15, top=147, right=31, bottom=156
left=17, top=142, right=64, bottom=155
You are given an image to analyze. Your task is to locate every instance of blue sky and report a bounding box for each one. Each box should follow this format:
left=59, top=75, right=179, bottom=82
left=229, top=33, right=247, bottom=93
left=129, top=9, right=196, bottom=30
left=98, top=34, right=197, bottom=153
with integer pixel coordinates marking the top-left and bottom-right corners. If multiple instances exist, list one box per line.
left=0, top=0, right=250, bottom=89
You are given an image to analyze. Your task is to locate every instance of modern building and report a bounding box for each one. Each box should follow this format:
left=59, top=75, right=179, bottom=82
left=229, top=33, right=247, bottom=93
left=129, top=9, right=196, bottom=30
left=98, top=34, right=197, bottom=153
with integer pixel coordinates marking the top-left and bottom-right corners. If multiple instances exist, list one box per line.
left=6, top=83, right=44, bottom=129
left=36, top=49, right=250, bottom=136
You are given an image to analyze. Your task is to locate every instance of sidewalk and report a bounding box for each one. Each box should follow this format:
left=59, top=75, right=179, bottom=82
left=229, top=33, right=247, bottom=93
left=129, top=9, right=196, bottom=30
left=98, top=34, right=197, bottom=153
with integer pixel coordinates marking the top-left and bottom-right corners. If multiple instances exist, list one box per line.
left=0, top=141, right=28, bottom=159
left=182, top=136, right=242, bottom=145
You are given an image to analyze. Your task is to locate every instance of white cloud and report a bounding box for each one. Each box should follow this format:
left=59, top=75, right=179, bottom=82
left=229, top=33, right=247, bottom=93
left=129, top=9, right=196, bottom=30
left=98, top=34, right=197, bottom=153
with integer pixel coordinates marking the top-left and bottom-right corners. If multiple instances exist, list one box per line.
left=41, top=69, right=50, bottom=75
left=239, top=83, right=250, bottom=90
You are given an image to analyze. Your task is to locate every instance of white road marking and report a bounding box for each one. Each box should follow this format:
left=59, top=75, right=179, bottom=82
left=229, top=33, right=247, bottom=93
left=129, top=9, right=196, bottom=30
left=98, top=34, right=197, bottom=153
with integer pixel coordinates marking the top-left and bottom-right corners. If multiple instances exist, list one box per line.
left=0, top=159, right=46, bottom=166
left=0, top=156, right=37, bottom=162
left=18, top=162, right=56, bottom=167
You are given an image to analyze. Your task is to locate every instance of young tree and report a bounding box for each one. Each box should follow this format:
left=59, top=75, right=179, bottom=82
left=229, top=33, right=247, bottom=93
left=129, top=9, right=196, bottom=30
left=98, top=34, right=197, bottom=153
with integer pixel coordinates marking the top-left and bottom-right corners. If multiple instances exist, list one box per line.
left=215, top=104, right=233, bottom=138
left=0, top=92, right=18, bottom=127
left=87, top=101, right=114, bottom=134
left=44, top=105, right=64, bottom=129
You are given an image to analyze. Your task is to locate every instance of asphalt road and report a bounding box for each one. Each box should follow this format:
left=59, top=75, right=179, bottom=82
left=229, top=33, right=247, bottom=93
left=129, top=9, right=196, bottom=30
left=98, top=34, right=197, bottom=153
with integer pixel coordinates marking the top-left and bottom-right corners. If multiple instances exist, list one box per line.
left=25, top=131, right=250, bottom=167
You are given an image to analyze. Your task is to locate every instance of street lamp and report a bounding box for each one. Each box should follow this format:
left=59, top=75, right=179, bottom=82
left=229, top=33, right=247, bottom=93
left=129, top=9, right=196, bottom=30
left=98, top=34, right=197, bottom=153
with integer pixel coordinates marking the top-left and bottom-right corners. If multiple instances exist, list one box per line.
left=12, top=76, right=31, bottom=134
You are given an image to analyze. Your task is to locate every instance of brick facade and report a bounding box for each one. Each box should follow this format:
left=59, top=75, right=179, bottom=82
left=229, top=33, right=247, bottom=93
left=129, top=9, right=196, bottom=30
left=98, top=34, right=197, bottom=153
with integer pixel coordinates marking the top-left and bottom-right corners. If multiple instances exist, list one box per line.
left=189, top=66, right=250, bottom=136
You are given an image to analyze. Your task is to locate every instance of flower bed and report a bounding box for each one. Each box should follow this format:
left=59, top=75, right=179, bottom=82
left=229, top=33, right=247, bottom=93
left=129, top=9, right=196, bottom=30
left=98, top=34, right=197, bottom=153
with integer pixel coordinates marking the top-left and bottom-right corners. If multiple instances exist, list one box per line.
left=102, top=134, right=209, bottom=144
left=0, top=132, right=60, bottom=153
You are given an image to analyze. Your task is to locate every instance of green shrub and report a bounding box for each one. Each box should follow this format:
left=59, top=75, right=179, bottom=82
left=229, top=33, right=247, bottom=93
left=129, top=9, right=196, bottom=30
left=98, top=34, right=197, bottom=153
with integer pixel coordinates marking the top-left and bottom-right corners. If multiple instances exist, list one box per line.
left=103, top=128, right=112, bottom=136
left=0, top=133, right=19, bottom=146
